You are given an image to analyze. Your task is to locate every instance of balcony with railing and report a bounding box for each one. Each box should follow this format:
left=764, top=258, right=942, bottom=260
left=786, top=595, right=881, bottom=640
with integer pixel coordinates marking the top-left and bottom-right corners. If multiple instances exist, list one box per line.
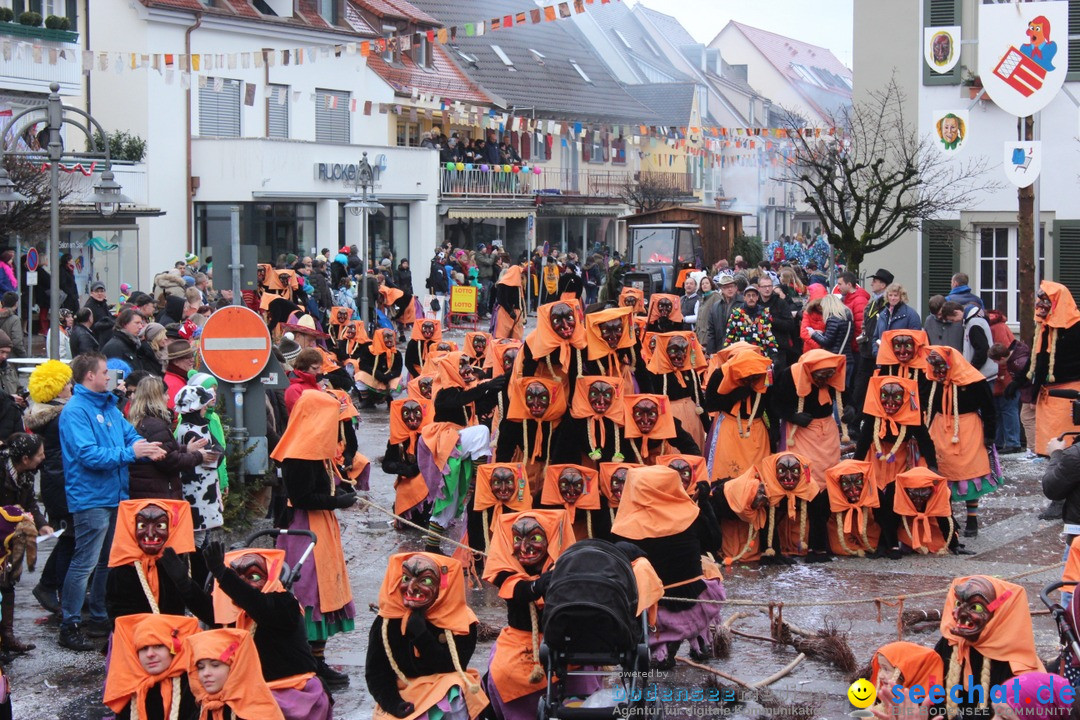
left=439, top=167, right=693, bottom=200
left=0, top=15, right=81, bottom=94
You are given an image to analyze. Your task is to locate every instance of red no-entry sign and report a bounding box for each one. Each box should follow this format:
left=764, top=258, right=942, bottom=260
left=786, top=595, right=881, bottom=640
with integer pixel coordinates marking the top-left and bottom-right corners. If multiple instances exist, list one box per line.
left=199, top=305, right=272, bottom=383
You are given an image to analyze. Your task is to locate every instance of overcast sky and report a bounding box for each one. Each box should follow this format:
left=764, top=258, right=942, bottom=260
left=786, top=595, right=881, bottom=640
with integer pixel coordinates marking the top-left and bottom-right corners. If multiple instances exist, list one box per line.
left=628, top=0, right=855, bottom=67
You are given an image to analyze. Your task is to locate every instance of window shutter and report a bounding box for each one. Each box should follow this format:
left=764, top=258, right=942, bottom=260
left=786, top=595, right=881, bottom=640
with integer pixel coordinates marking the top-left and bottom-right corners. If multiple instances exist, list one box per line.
left=510, top=130, right=519, bottom=156
left=582, top=135, right=591, bottom=162
left=923, top=0, right=962, bottom=86
left=65, top=0, right=77, bottom=24
left=922, top=221, right=961, bottom=308
left=1054, top=221, right=1080, bottom=298
left=521, top=132, right=531, bottom=161
left=315, top=89, right=350, bottom=144
left=267, top=84, right=289, bottom=139
left=1068, top=1, right=1080, bottom=81
left=198, top=78, right=241, bottom=137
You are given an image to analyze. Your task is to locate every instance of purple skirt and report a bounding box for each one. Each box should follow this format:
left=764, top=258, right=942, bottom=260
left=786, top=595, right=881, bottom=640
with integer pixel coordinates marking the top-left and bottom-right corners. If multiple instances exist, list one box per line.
left=950, top=444, right=1004, bottom=501
left=482, top=643, right=602, bottom=720
left=277, top=509, right=356, bottom=628
left=273, top=676, right=333, bottom=720
left=651, top=577, right=725, bottom=662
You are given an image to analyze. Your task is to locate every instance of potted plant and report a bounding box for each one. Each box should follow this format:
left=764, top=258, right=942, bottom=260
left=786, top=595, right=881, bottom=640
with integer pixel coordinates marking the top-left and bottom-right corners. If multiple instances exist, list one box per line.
left=0, top=8, right=13, bottom=23
left=44, top=15, right=70, bottom=30
left=17, top=11, right=42, bottom=27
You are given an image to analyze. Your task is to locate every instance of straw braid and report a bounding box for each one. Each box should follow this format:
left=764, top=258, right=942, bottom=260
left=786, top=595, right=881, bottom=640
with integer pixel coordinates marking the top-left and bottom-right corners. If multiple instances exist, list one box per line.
left=1028, top=324, right=1045, bottom=381
left=528, top=602, right=544, bottom=683
left=902, top=517, right=928, bottom=554
left=587, top=419, right=600, bottom=460
left=736, top=392, right=763, bottom=439
left=381, top=618, right=408, bottom=685
left=728, top=521, right=757, bottom=564
left=787, top=396, right=805, bottom=446
left=951, top=383, right=960, bottom=444
left=444, top=629, right=482, bottom=694
left=612, top=424, right=624, bottom=462
left=1049, top=327, right=1059, bottom=383
left=631, top=439, right=644, bottom=464
left=836, top=391, right=850, bottom=443
left=545, top=355, right=556, bottom=381
left=169, top=677, right=181, bottom=720
left=924, top=382, right=938, bottom=428
left=873, top=418, right=883, bottom=458
left=692, top=372, right=704, bottom=414
left=586, top=510, right=593, bottom=539
left=938, top=516, right=954, bottom=556
left=834, top=512, right=862, bottom=557
left=860, top=510, right=872, bottom=553
left=134, top=561, right=161, bottom=614
left=798, top=499, right=808, bottom=553
left=873, top=419, right=907, bottom=461
left=481, top=509, right=490, bottom=555
left=945, top=651, right=962, bottom=719
left=521, top=421, right=529, bottom=463
left=763, top=504, right=777, bottom=557
left=489, top=395, right=505, bottom=450
left=662, top=373, right=667, bottom=397
left=545, top=427, right=554, bottom=477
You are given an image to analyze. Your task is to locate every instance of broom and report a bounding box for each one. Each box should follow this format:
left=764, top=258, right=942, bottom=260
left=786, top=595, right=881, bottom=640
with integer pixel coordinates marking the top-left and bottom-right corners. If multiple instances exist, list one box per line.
left=769, top=614, right=857, bottom=675
left=711, top=611, right=752, bottom=659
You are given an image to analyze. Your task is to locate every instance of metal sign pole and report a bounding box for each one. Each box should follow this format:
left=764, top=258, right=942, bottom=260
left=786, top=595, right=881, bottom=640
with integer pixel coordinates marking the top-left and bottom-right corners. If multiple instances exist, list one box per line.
left=230, top=206, right=243, bottom=306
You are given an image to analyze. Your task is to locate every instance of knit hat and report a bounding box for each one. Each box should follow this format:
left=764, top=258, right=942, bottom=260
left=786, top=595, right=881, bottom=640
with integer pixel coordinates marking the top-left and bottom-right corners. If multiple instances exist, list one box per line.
left=186, top=371, right=218, bottom=391
left=183, top=276, right=196, bottom=286
left=174, top=385, right=215, bottom=415
left=285, top=253, right=298, bottom=265
left=0, top=331, right=12, bottom=351
left=380, top=258, right=392, bottom=267
left=278, top=337, right=301, bottom=363
left=28, top=360, right=72, bottom=404
left=184, top=253, right=199, bottom=266
left=142, top=323, right=166, bottom=344
left=119, top=283, right=131, bottom=295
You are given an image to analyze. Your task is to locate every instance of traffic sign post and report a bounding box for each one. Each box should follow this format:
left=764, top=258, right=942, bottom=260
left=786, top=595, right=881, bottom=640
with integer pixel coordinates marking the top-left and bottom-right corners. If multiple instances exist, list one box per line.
left=24, top=247, right=38, bottom=272
left=200, top=306, right=273, bottom=481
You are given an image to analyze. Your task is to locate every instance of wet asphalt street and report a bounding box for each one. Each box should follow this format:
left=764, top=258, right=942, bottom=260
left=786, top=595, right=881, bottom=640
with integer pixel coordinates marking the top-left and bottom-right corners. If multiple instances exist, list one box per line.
left=6, top=337, right=1070, bottom=718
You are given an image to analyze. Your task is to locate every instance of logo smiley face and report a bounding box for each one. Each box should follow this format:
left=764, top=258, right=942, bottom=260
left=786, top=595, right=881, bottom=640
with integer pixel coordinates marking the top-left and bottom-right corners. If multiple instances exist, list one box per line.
left=847, top=678, right=876, bottom=709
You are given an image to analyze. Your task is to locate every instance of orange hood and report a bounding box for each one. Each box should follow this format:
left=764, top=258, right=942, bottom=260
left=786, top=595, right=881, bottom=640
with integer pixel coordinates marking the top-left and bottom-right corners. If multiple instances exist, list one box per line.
left=541, top=464, right=601, bottom=511
left=186, top=629, right=284, bottom=720
left=104, top=613, right=201, bottom=718
left=481, top=510, right=576, bottom=593
left=376, top=552, right=477, bottom=635
left=108, top=499, right=196, bottom=603
left=584, top=306, right=636, bottom=361
left=270, top=390, right=340, bottom=462
left=525, top=299, right=587, bottom=375
left=1037, top=280, right=1080, bottom=328
left=610, top=465, right=698, bottom=540
left=759, top=452, right=819, bottom=519
left=790, top=349, right=846, bottom=404
left=824, top=459, right=879, bottom=534
left=876, top=329, right=929, bottom=370
left=212, top=548, right=289, bottom=630
left=646, top=293, right=683, bottom=325
left=940, top=575, right=1043, bottom=676
left=474, top=463, right=532, bottom=513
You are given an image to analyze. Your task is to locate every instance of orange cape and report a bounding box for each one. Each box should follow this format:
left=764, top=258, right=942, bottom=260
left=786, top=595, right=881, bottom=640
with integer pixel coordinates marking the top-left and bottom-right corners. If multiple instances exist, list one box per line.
left=645, top=332, right=707, bottom=385
left=618, top=287, right=645, bottom=314
left=611, top=465, right=698, bottom=540
left=724, top=468, right=767, bottom=529
left=270, top=390, right=339, bottom=462
left=791, top=349, right=846, bottom=404
left=598, top=463, right=644, bottom=508
left=1038, top=280, right=1080, bottom=329
left=481, top=509, right=576, bottom=595
left=410, top=319, right=443, bottom=343
left=892, top=467, right=951, bottom=550
left=464, top=332, right=492, bottom=362
left=540, top=464, right=602, bottom=512
left=655, top=454, right=709, bottom=488
left=484, top=339, right=523, bottom=377
left=716, top=352, right=772, bottom=396
left=380, top=286, right=404, bottom=307
left=824, top=459, right=878, bottom=534
left=474, top=463, right=532, bottom=513
left=525, top=299, right=587, bottom=375
left=186, top=628, right=284, bottom=720
left=703, top=341, right=763, bottom=386
left=107, top=499, right=196, bottom=605
left=376, top=552, right=477, bottom=636
left=211, top=548, right=289, bottom=629
left=370, top=328, right=399, bottom=363
left=646, top=293, right=683, bottom=324
left=939, top=576, right=1044, bottom=677
left=876, top=329, right=929, bottom=371
left=584, top=306, right=636, bottom=361
left=345, top=321, right=371, bottom=356
left=569, top=375, right=626, bottom=450
left=497, top=265, right=523, bottom=288
left=863, top=374, right=921, bottom=436
left=870, top=641, right=944, bottom=690
left=921, top=345, right=987, bottom=387
left=104, top=613, right=201, bottom=718
left=759, top=452, right=819, bottom=519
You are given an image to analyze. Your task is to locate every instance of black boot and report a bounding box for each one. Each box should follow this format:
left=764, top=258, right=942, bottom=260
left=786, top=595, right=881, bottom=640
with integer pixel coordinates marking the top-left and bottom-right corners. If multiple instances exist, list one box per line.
left=315, top=657, right=350, bottom=690
left=964, top=515, right=978, bottom=538
left=0, top=592, right=33, bottom=654
left=1039, top=500, right=1065, bottom=521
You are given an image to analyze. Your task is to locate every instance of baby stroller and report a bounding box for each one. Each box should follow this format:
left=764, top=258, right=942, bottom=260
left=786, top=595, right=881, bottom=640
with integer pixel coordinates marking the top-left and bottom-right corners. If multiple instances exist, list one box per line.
left=537, top=540, right=654, bottom=719
left=1039, top=580, right=1080, bottom=690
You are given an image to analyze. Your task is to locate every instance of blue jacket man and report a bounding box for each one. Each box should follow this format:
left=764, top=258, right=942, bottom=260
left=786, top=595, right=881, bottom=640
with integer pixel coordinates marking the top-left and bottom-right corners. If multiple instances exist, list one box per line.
left=56, top=352, right=164, bottom=651
left=946, top=273, right=984, bottom=310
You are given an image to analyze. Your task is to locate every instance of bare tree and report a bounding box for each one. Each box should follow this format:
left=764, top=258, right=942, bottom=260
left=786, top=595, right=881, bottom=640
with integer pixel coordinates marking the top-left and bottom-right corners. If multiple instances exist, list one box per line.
left=0, top=147, right=75, bottom=243
left=782, top=77, right=998, bottom=272
left=620, top=173, right=679, bottom=214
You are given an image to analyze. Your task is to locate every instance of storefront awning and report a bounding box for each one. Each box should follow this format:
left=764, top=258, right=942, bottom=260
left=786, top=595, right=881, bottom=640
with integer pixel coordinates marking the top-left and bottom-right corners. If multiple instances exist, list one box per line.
left=448, top=209, right=534, bottom=220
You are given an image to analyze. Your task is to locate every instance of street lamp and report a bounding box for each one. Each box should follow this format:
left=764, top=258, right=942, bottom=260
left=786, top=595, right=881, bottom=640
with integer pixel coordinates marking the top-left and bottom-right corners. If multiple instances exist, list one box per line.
left=0, top=82, right=131, bottom=358
left=343, top=152, right=384, bottom=325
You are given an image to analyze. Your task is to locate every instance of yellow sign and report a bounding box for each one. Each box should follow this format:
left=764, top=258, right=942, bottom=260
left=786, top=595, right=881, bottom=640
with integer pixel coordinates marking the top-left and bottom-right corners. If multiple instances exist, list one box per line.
left=450, top=285, right=478, bottom=314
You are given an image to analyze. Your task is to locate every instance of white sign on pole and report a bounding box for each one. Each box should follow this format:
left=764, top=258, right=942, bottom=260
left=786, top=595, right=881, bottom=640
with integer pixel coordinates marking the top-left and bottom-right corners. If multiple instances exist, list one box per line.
left=978, top=1, right=1069, bottom=117
left=24, top=271, right=37, bottom=286
left=1003, top=141, right=1042, bottom=188
left=931, top=109, right=969, bottom=155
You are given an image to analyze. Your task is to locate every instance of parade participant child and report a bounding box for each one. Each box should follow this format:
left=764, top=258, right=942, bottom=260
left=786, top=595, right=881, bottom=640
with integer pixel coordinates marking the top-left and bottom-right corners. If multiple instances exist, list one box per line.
left=775, top=349, right=848, bottom=489
left=621, top=393, right=701, bottom=463
left=103, top=613, right=200, bottom=720
left=611, top=466, right=723, bottom=669
left=405, top=319, right=442, bottom=378
left=618, top=287, right=645, bottom=315
left=582, top=306, right=636, bottom=384
left=1029, top=280, right=1080, bottom=454
left=520, top=300, right=587, bottom=388
left=482, top=510, right=580, bottom=720
left=492, top=265, right=525, bottom=340
left=893, top=467, right=957, bottom=555
left=759, top=452, right=829, bottom=562
left=554, top=375, right=627, bottom=467
left=174, top=385, right=226, bottom=551
left=933, top=576, right=1043, bottom=719
left=876, top=329, right=929, bottom=380
left=921, top=345, right=999, bottom=538
left=419, top=353, right=505, bottom=555
left=107, top=499, right=211, bottom=620
left=187, top=628, right=285, bottom=720
left=357, top=327, right=405, bottom=407
left=472, top=463, right=531, bottom=554
left=824, top=460, right=880, bottom=557
left=464, top=332, right=491, bottom=374
left=495, top=376, right=567, bottom=495
left=646, top=332, right=708, bottom=452
left=201, top=544, right=331, bottom=718
left=719, top=467, right=768, bottom=564
left=366, top=553, right=487, bottom=720
left=645, top=293, right=684, bottom=333
left=270, top=391, right=357, bottom=690
left=540, top=464, right=602, bottom=541
left=384, top=399, right=432, bottom=529
left=857, top=374, right=936, bottom=558
left=868, top=641, right=943, bottom=718
left=705, top=350, right=774, bottom=482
